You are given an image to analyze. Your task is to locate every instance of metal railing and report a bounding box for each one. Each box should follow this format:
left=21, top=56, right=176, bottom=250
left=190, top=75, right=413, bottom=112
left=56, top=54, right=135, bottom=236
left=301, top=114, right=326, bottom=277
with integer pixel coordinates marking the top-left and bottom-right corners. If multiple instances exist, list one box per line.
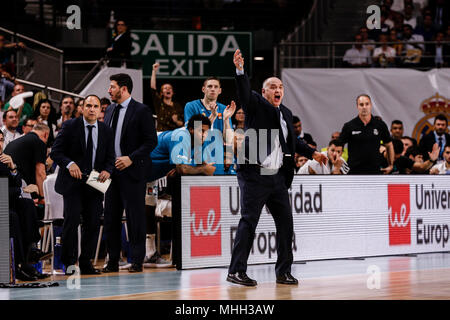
left=275, top=41, right=450, bottom=71
left=0, top=26, right=64, bottom=90
left=275, top=0, right=334, bottom=75
left=15, top=78, right=83, bottom=107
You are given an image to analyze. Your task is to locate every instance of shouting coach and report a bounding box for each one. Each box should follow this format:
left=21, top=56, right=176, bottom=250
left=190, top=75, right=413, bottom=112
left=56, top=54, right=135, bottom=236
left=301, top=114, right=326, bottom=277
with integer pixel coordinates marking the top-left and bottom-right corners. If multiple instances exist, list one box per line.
left=227, top=50, right=327, bottom=286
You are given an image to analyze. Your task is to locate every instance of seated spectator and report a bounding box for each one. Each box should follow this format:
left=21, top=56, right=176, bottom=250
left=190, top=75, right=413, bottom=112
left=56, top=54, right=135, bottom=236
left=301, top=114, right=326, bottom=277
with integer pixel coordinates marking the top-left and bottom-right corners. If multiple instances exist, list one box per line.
left=21, top=117, right=37, bottom=135
left=0, top=65, right=14, bottom=102
left=430, top=144, right=450, bottom=174
left=425, top=0, right=448, bottom=31
left=343, top=34, right=371, bottom=67
left=419, top=113, right=449, bottom=161
left=299, top=139, right=350, bottom=175
left=401, top=24, right=425, bottom=66
left=415, top=14, right=438, bottom=41
left=404, top=3, right=419, bottom=29
left=150, top=62, right=184, bottom=131
left=405, top=145, right=425, bottom=173
left=390, top=28, right=404, bottom=58
left=383, top=138, right=440, bottom=173
left=294, top=153, right=309, bottom=174
left=147, top=114, right=216, bottom=182
left=100, top=97, right=110, bottom=111
left=292, top=116, right=315, bottom=146
left=373, top=33, right=397, bottom=67
left=360, top=27, right=376, bottom=53
left=432, top=31, right=448, bottom=67
left=1, top=109, right=20, bottom=148
left=56, top=95, right=76, bottom=130
left=2, top=83, right=34, bottom=127
left=321, top=131, right=349, bottom=161
left=390, top=119, right=404, bottom=139
left=33, top=99, right=57, bottom=147
left=401, top=136, right=418, bottom=155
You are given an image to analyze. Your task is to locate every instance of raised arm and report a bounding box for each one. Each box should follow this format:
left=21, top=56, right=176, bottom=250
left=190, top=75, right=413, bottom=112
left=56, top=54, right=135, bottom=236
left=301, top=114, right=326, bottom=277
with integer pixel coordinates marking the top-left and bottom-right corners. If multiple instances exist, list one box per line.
left=150, top=63, right=159, bottom=91
left=233, top=49, right=257, bottom=114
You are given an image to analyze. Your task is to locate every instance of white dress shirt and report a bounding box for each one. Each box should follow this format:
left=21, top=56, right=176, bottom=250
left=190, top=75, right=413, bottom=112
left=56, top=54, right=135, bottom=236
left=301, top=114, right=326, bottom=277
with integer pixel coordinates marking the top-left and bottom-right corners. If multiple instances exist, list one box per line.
left=1, top=126, right=20, bottom=149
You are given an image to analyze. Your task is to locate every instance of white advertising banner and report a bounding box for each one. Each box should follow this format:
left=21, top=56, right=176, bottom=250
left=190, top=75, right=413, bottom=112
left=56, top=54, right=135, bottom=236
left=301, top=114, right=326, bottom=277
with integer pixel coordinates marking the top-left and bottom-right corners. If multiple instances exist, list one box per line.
left=181, top=175, right=450, bottom=269
left=281, top=68, right=450, bottom=149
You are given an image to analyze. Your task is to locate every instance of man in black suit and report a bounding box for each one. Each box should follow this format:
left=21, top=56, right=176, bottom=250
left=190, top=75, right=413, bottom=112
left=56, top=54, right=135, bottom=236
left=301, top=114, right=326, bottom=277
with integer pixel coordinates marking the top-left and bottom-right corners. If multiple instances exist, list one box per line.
left=227, top=50, right=327, bottom=286
left=106, top=19, right=132, bottom=67
left=50, top=95, right=115, bottom=275
left=102, top=73, right=157, bottom=273
left=419, top=114, right=449, bottom=162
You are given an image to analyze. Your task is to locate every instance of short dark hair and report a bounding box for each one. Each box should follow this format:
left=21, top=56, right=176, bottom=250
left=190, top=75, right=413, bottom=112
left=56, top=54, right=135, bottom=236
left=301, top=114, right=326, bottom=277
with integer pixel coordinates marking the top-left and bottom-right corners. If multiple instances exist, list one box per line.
left=434, top=113, right=448, bottom=125
left=203, top=76, right=221, bottom=87
left=356, top=94, right=371, bottom=104
left=328, top=139, right=344, bottom=148
left=392, top=139, right=404, bottom=155
left=59, top=95, right=75, bottom=107
left=405, top=146, right=420, bottom=158
left=401, top=136, right=418, bottom=148
left=24, top=116, right=36, bottom=124
left=187, top=114, right=211, bottom=130
left=100, top=97, right=111, bottom=106
left=391, top=120, right=403, bottom=127
left=3, top=109, right=17, bottom=120
left=292, top=116, right=301, bottom=123
left=445, top=143, right=450, bottom=150
left=110, top=73, right=133, bottom=94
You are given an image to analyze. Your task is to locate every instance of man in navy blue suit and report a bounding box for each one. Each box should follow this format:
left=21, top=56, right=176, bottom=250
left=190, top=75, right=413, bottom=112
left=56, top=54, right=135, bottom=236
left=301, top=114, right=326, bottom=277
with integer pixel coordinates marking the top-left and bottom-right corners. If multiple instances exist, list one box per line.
left=51, top=95, right=115, bottom=274
left=227, top=50, right=327, bottom=286
left=102, top=73, right=157, bottom=273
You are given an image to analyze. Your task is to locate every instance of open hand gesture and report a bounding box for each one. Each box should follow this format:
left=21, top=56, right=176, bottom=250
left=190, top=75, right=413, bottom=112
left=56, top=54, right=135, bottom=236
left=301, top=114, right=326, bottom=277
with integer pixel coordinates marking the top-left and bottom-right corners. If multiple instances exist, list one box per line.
left=223, top=100, right=236, bottom=120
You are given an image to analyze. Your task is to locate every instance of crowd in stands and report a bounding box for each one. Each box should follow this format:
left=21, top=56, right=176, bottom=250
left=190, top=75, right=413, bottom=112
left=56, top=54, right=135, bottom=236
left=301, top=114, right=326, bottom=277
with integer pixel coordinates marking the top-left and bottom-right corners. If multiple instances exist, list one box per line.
left=343, top=0, right=450, bottom=68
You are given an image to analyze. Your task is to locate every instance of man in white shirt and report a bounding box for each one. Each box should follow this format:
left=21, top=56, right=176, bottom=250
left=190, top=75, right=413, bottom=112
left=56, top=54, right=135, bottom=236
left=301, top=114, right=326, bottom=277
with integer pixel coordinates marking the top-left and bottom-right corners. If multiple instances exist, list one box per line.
left=373, top=34, right=397, bottom=67
left=430, top=144, right=450, bottom=174
left=343, top=34, right=371, bottom=67
left=1, top=109, right=20, bottom=148
left=299, top=139, right=350, bottom=175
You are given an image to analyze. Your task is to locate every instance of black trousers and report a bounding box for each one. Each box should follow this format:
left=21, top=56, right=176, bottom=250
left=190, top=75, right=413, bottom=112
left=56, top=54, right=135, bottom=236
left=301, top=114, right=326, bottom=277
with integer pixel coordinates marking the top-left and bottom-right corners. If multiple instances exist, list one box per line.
left=61, top=186, right=103, bottom=266
left=229, top=166, right=294, bottom=277
left=104, top=173, right=146, bottom=264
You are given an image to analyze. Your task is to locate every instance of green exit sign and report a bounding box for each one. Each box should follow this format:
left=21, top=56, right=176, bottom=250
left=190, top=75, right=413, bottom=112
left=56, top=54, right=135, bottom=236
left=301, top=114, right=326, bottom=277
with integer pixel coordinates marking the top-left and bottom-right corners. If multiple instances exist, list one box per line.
left=131, top=30, right=252, bottom=79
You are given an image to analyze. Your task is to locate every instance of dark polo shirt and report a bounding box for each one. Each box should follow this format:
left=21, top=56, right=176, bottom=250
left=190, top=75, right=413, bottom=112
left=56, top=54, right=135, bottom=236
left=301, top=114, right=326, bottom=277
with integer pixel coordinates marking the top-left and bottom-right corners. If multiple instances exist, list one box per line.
left=340, top=115, right=391, bottom=174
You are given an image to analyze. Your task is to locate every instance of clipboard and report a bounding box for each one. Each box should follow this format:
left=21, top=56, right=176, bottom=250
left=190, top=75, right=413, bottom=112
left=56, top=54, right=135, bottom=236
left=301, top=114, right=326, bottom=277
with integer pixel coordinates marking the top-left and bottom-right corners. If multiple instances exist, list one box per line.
left=86, top=170, right=112, bottom=193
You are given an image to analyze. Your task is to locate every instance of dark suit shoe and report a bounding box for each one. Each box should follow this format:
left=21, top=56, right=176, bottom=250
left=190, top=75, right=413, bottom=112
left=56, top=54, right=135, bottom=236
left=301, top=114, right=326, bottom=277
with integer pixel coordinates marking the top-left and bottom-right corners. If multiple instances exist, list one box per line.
left=102, top=263, right=119, bottom=273
left=22, top=264, right=50, bottom=280
left=28, top=249, right=53, bottom=264
left=128, top=263, right=143, bottom=273
left=15, top=267, right=38, bottom=281
left=226, top=272, right=257, bottom=286
left=80, top=264, right=101, bottom=275
left=276, top=273, right=299, bottom=285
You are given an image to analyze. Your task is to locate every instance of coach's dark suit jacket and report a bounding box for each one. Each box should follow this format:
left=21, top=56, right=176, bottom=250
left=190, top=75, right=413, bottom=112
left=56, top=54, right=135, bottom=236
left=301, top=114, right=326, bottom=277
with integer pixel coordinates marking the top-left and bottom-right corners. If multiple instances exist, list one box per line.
left=419, top=131, right=450, bottom=161
left=50, top=117, right=115, bottom=196
left=235, top=73, right=315, bottom=188
left=103, top=98, right=157, bottom=264
left=104, top=98, right=157, bottom=180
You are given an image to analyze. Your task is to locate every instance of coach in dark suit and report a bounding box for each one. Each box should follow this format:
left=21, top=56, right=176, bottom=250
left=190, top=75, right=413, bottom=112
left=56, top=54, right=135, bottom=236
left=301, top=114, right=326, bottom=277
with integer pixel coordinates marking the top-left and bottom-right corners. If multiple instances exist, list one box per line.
left=227, top=50, right=327, bottom=286
left=50, top=95, right=115, bottom=274
left=103, top=73, right=157, bottom=273
left=419, top=114, right=449, bottom=162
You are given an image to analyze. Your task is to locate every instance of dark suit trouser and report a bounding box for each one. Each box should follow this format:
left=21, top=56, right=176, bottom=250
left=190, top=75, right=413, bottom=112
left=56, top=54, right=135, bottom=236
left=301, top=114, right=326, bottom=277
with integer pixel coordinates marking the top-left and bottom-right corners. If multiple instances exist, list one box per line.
left=104, top=173, right=146, bottom=264
left=229, top=167, right=294, bottom=277
left=61, top=186, right=103, bottom=266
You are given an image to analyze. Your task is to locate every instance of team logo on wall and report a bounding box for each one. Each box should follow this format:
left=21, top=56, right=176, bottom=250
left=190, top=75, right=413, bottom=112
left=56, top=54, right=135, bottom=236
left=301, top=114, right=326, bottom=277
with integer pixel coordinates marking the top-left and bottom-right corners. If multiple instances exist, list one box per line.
left=412, top=93, right=450, bottom=144
left=190, top=186, right=221, bottom=257
left=388, top=184, right=411, bottom=246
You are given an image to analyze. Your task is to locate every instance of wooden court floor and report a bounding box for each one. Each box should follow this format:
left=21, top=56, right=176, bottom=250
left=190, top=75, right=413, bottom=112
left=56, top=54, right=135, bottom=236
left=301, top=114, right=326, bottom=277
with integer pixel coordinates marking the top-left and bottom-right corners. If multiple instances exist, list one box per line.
left=3, top=253, right=450, bottom=300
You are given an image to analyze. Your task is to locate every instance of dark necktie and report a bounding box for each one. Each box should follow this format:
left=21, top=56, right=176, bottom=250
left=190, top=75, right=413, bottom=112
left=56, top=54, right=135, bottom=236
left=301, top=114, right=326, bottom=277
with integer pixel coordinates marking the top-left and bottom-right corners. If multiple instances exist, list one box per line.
left=438, top=136, right=443, bottom=160
left=110, top=104, right=123, bottom=140
left=275, top=107, right=289, bottom=154
left=85, top=125, right=94, bottom=173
